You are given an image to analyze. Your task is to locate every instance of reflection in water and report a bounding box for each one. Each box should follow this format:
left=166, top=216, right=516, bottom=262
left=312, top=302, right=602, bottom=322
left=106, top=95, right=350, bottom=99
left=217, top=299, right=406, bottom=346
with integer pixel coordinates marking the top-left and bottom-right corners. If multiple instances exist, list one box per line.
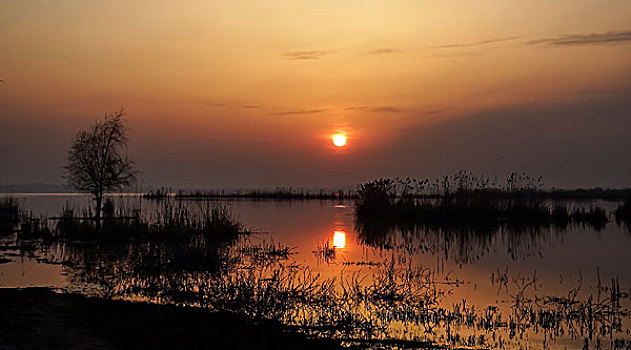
left=28, top=237, right=631, bottom=349
left=355, top=218, right=569, bottom=266
left=332, top=230, right=346, bottom=249
left=2, top=197, right=631, bottom=349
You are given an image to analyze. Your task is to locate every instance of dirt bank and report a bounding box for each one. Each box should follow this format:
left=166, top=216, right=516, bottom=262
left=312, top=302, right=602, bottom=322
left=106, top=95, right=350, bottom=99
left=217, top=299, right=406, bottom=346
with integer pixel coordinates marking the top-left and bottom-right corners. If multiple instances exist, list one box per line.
left=0, top=288, right=341, bottom=350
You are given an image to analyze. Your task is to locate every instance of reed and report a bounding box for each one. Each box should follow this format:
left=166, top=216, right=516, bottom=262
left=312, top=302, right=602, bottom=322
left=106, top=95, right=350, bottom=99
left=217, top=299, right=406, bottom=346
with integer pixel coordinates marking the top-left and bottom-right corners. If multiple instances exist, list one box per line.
left=355, top=173, right=610, bottom=231
left=15, top=198, right=248, bottom=242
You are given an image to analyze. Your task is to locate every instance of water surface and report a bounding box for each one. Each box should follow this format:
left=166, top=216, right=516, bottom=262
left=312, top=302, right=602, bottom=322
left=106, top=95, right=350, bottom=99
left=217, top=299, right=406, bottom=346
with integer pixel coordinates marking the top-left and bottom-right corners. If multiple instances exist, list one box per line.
left=1, top=194, right=630, bottom=349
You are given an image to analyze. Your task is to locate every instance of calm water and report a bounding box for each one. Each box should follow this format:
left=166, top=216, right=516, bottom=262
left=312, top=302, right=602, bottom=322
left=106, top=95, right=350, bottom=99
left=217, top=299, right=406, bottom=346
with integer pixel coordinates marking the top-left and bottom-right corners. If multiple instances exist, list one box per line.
left=1, top=194, right=630, bottom=349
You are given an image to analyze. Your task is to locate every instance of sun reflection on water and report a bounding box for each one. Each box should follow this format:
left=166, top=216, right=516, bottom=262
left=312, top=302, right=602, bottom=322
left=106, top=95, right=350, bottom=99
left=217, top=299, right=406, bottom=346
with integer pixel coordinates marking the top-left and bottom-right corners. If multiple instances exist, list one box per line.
left=333, top=230, right=346, bottom=248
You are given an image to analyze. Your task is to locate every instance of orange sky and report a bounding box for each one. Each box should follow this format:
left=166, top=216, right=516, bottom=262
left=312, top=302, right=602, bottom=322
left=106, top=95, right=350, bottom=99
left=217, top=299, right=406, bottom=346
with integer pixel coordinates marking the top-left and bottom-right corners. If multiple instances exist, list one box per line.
left=1, top=1, right=631, bottom=188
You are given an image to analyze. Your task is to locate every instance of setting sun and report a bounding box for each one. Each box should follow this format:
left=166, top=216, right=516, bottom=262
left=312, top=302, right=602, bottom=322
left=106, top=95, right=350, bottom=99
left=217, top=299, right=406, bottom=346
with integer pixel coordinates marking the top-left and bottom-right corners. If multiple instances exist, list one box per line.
left=332, top=134, right=347, bottom=147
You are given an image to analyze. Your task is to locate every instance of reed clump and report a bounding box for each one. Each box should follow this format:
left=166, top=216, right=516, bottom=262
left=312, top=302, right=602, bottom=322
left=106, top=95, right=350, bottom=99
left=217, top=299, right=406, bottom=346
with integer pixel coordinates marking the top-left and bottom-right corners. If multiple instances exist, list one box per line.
left=15, top=199, right=247, bottom=242
left=356, top=172, right=609, bottom=231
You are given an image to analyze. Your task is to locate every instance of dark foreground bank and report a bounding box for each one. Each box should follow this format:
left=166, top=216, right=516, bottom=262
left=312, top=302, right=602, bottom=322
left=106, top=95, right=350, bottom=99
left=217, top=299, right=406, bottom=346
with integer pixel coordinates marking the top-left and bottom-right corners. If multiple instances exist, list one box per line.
left=0, top=288, right=342, bottom=350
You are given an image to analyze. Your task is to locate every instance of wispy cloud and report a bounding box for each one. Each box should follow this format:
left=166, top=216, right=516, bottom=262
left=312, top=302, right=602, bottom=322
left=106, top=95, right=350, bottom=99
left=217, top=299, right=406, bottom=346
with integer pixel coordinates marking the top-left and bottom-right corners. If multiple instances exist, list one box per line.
left=370, top=106, right=404, bottom=113
left=283, top=50, right=328, bottom=60
left=425, top=51, right=479, bottom=59
left=241, top=104, right=261, bottom=109
left=344, top=106, right=368, bottom=111
left=432, top=36, right=520, bottom=49
left=344, top=105, right=405, bottom=113
left=423, top=108, right=448, bottom=116
left=528, top=31, right=631, bottom=46
left=272, top=109, right=326, bottom=116
left=365, top=48, right=400, bottom=55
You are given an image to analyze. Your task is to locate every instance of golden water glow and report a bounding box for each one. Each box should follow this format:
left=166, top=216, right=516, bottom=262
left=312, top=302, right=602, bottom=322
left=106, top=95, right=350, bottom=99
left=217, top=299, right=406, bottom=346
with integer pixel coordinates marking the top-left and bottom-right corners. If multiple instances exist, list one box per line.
left=332, top=134, right=347, bottom=147
left=333, top=230, right=346, bottom=248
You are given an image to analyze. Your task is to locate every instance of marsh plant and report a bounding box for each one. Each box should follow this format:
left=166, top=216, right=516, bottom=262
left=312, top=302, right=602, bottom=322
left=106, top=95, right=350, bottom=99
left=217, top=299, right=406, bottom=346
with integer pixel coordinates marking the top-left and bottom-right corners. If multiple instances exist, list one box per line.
left=355, top=172, right=610, bottom=231
left=14, top=198, right=247, bottom=243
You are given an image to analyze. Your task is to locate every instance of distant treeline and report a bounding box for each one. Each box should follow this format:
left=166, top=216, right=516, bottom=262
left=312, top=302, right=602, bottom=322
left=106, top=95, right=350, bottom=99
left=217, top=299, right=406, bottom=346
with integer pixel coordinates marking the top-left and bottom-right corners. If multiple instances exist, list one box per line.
left=143, top=187, right=355, bottom=200
left=513, top=188, right=631, bottom=200
left=144, top=171, right=631, bottom=201
left=143, top=187, right=631, bottom=201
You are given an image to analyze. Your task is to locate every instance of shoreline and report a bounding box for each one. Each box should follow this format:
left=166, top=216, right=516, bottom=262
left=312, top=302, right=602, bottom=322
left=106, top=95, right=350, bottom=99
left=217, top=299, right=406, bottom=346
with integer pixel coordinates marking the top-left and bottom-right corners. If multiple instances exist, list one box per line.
left=0, top=288, right=342, bottom=350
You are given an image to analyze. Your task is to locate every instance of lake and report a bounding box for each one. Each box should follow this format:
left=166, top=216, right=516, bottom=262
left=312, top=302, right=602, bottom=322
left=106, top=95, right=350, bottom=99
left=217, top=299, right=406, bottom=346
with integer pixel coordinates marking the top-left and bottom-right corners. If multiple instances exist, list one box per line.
left=1, top=194, right=630, bottom=349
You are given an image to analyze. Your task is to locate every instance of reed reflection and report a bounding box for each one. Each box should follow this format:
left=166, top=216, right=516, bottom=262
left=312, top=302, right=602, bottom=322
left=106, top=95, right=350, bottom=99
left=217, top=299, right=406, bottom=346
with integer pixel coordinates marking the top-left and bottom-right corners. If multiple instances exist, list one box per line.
left=36, top=236, right=631, bottom=349
left=355, top=220, right=568, bottom=266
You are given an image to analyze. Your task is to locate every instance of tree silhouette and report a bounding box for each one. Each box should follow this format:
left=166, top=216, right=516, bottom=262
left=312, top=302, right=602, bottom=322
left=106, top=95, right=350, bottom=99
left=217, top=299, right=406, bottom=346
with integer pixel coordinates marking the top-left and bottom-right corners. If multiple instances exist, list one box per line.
left=64, top=109, right=137, bottom=227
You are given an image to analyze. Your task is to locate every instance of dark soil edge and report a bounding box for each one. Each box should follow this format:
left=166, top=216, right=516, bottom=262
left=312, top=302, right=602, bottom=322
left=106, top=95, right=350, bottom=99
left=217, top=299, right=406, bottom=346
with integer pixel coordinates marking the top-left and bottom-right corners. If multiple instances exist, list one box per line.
left=0, top=288, right=342, bottom=350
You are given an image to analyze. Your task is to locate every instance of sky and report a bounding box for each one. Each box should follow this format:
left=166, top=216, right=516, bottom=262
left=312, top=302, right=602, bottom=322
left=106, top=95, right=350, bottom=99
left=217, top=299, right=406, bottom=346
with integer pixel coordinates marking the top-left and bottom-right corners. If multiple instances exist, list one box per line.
left=1, top=0, right=631, bottom=189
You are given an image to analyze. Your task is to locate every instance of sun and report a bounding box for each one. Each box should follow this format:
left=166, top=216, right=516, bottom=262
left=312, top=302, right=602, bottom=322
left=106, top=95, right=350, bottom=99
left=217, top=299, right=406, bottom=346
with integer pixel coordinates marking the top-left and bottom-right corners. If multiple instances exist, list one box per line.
left=332, top=134, right=347, bottom=147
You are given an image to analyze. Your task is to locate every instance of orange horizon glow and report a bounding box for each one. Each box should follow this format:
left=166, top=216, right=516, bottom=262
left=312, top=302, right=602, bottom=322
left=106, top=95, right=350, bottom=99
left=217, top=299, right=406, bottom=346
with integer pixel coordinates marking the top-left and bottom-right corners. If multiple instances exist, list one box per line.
left=2, top=1, right=631, bottom=188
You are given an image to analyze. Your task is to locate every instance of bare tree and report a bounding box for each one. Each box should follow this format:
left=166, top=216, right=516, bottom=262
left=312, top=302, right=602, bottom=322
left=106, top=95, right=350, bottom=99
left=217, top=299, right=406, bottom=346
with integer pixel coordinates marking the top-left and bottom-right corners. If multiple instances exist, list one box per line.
left=64, top=109, right=137, bottom=227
